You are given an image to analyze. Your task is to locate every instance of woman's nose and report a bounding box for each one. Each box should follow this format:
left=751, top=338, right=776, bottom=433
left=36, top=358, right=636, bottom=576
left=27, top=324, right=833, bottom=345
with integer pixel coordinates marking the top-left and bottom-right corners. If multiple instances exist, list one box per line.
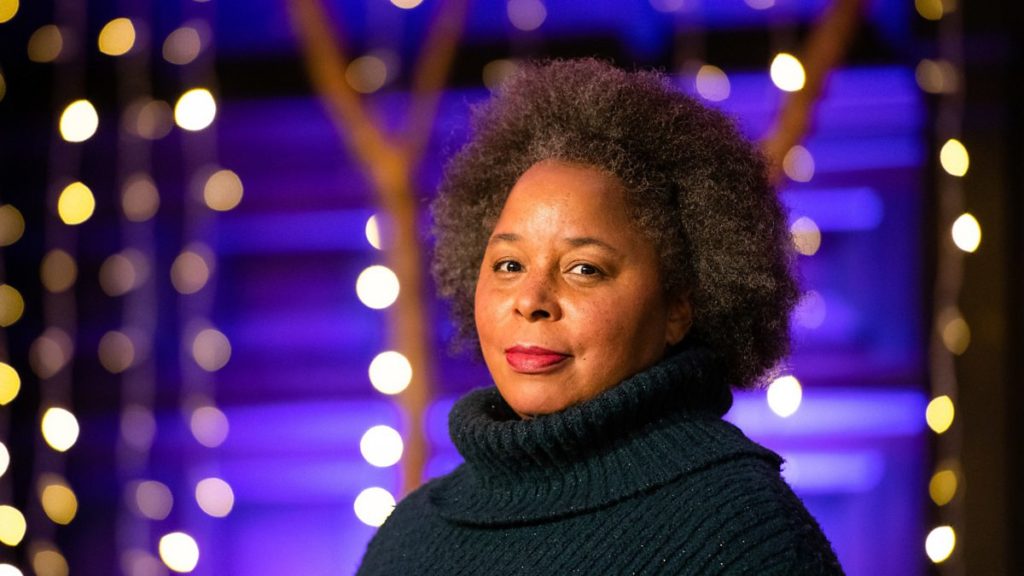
left=514, top=272, right=562, bottom=322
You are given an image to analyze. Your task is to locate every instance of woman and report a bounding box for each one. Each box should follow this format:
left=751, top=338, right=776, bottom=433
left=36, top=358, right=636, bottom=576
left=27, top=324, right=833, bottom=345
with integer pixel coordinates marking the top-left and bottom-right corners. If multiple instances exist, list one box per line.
left=358, top=59, right=844, bottom=575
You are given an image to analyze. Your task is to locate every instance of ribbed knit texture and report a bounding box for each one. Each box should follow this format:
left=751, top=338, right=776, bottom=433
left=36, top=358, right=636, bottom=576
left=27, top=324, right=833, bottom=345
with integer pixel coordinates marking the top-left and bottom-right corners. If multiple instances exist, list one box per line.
left=357, top=347, right=844, bottom=575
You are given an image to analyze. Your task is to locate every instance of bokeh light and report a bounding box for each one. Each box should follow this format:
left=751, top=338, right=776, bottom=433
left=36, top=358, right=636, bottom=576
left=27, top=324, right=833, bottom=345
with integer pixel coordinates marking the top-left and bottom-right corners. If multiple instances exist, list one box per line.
left=0, top=204, right=25, bottom=246
left=925, top=525, right=956, bottom=563
left=57, top=181, right=96, bottom=225
left=926, top=395, right=955, bottom=434
left=59, top=100, right=99, bottom=143
left=0, top=362, right=19, bottom=405
left=126, top=98, right=174, bottom=140
left=482, top=59, right=518, bottom=92
left=100, top=249, right=149, bottom=296
left=356, top=265, right=400, bottom=309
left=191, top=328, right=231, bottom=372
left=939, top=309, right=971, bottom=355
left=120, top=404, right=156, bottom=452
left=915, top=0, right=944, bottom=21
left=345, top=55, right=388, bottom=94
left=793, top=290, right=827, bottom=329
left=929, top=468, right=958, bottom=506
left=783, top=145, right=815, bottom=182
left=360, top=425, right=404, bottom=467
left=939, top=138, right=969, bottom=177
left=40, top=249, right=77, bottom=293
left=353, top=487, right=396, bottom=527
left=650, top=0, right=687, bottom=12
left=365, top=214, right=382, bottom=250
left=190, top=405, right=229, bottom=448
left=0, top=0, right=17, bottom=23
left=29, top=542, right=69, bottom=576
left=0, top=565, right=23, bottom=576
left=131, top=480, right=173, bottom=520
left=29, top=328, right=73, bottom=379
left=171, top=246, right=213, bottom=294
left=203, top=169, right=244, bottom=211
left=951, top=212, right=981, bottom=253
left=507, top=0, right=547, bottom=31
left=790, top=216, right=821, bottom=256
left=766, top=375, right=802, bottom=418
left=770, top=53, right=806, bottom=92
left=158, top=532, right=200, bottom=573
left=28, top=25, right=63, bottom=63
left=368, top=351, right=412, bottom=395
left=744, top=0, right=775, bottom=9
left=98, top=17, right=135, bottom=56
left=916, top=58, right=958, bottom=94
left=163, top=25, right=202, bottom=65
left=0, top=505, right=27, bottom=546
left=0, top=284, right=24, bottom=327
left=41, top=407, right=80, bottom=452
left=39, top=473, right=78, bottom=525
left=0, top=442, right=8, bottom=477
left=122, top=174, right=161, bottom=221
left=174, top=88, right=217, bottom=131
left=120, top=549, right=164, bottom=576
left=195, top=477, right=234, bottom=517
left=390, top=0, right=424, bottom=8
left=98, top=330, right=137, bottom=373
left=694, top=64, right=730, bottom=102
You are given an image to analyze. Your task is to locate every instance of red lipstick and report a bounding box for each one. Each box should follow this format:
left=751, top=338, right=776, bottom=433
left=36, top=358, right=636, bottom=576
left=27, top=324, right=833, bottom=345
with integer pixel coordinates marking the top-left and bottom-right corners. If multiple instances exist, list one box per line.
left=504, top=345, right=570, bottom=373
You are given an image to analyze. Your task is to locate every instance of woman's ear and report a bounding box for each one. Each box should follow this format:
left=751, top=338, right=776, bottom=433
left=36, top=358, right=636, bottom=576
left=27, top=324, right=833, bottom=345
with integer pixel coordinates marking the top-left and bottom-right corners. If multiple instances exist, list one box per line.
left=665, top=293, right=693, bottom=346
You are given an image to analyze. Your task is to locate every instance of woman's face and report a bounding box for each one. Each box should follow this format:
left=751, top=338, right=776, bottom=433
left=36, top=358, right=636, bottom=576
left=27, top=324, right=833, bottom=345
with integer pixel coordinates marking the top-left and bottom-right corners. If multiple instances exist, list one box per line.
left=474, top=160, right=691, bottom=418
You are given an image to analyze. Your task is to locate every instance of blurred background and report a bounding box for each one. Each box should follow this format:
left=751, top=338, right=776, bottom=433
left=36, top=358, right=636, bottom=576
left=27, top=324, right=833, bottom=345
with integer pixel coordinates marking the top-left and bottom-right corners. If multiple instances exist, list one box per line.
left=0, top=0, right=1020, bottom=574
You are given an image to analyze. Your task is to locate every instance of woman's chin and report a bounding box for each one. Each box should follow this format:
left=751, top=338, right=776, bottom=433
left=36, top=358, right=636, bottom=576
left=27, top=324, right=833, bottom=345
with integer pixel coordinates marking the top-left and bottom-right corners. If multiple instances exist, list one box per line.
left=498, top=385, right=573, bottom=420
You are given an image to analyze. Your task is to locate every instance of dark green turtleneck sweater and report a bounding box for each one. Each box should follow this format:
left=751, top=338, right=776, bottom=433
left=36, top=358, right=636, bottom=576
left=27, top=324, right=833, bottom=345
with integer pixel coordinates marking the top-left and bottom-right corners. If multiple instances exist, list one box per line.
left=357, top=347, right=844, bottom=575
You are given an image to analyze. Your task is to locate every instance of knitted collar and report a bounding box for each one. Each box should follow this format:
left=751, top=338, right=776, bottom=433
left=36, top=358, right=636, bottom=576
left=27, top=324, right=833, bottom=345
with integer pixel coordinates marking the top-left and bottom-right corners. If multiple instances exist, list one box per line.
left=429, top=346, right=781, bottom=526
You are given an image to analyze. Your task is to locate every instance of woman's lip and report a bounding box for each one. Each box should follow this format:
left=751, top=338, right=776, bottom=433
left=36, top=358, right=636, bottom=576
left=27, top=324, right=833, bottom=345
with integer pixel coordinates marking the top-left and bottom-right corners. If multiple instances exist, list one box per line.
left=504, top=345, right=570, bottom=373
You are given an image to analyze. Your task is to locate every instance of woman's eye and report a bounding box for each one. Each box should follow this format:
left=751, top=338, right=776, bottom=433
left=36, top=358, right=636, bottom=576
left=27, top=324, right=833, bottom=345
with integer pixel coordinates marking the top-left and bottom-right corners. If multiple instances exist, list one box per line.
left=568, top=263, right=601, bottom=276
left=494, top=260, right=523, bottom=273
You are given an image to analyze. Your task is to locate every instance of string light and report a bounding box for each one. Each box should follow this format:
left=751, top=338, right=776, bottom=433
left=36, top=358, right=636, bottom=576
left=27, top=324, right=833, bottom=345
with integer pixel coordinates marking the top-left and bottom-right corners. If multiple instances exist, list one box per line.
left=163, top=26, right=203, bottom=65
left=191, top=327, right=232, bottom=372
left=189, top=404, right=230, bottom=447
left=915, top=0, right=944, bottom=21
left=782, top=145, right=815, bottom=182
left=926, top=395, right=955, bottom=434
left=939, top=138, right=969, bottom=177
left=929, top=468, right=958, bottom=506
left=0, top=442, right=9, bottom=476
left=0, top=566, right=23, bottom=576
left=28, top=25, right=63, bottom=63
left=0, top=362, right=19, bottom=405
left=38, top=473, right=78, bottom=525
left=131, top=480, right=173, bottom=520
left=29, top=328, right=73, bottom=379
left=41, top=407, right=80, bottom=452
left=195, top=477, right=234, bottom=517
left=0, top=0, right=17, bottom=24
left=171, top=246, right=213, bottom=294
left=482, top=59, right=518, bottom=92
left=694, top=65, right=730, bottom=102
left=0, top=283, right=24, bottom=327
left=925, top=525, right=956, bottom=563
left=368, top=351, right=413, bottom=395
left=98, top=18, right=136, bottom=56
left=950, top=213, right=980, bottom=253
left=353, top=487, right=396, bottom=527
left=507, top=0, right=547, bottom=31
left=158, top=532, right=200, bottom=573
left=202, top=169, right=244, bottom=211
left=0, top=505, right=26, bottom=546
left=365, top=214, right=383, bottom=250
left=790, top=217, right=821, bottom=256
left=56, top=181, right=96, bottom=225
left=346, top=55, right=389, bottom=94
left=360, top=425, right=404, bottom=467
left=766, top=375, right=802, bottom=418
left=29, top=542, right=69, bottom=576
left=0, top=204, right=25, bottom=246
left=40, top=249, right=77, bottom=293
left=59, top=100, right=99, bottom=143
left=390, top=0, right=424, bottom=8
left=121, top=173, right=161, bottom=221
left=174, top=88, right=217, bottom=131
left=770, top=53, right=806, bottom=92
left=356, top=265, right=400, bottom=309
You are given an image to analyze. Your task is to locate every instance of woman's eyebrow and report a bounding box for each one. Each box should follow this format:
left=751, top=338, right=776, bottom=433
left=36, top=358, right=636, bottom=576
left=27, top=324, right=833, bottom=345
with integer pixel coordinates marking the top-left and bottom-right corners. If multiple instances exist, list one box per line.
left=487, top=232, right=520, bottom=245
left=564, top=236, right=621, bottom=255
